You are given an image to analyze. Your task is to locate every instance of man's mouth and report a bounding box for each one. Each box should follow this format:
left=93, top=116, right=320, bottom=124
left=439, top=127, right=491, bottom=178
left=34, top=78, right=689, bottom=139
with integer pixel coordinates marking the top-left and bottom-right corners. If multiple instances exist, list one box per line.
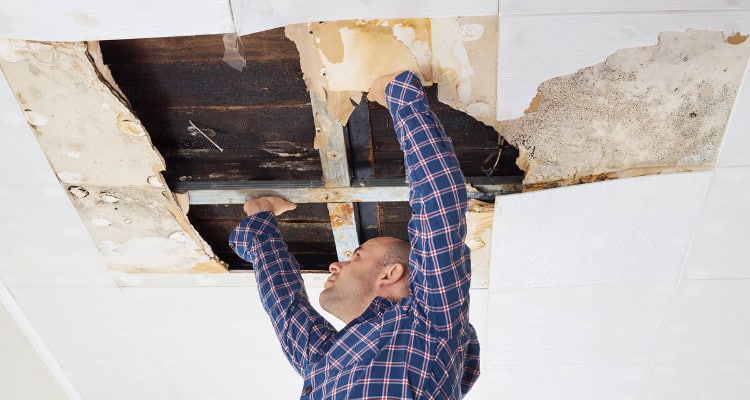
left=324, top=277, right=334, bottom=289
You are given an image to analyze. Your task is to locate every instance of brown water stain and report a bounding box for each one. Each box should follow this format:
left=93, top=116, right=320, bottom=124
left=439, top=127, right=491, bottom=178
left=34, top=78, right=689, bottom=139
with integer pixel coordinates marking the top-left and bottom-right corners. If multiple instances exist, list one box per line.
left=726, top=32, right=748, bottom=45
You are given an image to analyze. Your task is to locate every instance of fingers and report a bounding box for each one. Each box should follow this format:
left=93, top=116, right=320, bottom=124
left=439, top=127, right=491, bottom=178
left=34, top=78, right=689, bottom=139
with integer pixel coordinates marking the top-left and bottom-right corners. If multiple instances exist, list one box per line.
left=367, top=71, right=404, bottom=107
left=274, top=199, right=297, bottom=216
left=243, top=196, right=297, bottom=217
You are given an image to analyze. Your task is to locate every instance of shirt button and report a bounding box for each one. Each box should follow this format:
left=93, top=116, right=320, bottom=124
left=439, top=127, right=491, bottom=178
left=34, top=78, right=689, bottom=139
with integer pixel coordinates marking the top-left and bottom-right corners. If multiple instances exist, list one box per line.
left=304, top=387, right=313, bottom=395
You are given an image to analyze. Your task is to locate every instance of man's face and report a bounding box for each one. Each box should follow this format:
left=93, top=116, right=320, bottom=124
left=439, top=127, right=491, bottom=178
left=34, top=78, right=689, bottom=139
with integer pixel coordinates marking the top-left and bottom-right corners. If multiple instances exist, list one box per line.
left=319, top=238, right=390, bottom=323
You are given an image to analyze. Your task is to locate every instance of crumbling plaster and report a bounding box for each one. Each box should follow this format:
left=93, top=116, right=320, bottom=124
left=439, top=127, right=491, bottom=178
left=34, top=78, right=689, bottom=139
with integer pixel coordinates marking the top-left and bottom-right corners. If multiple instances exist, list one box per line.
left=503, top=30, right=750, bottom=188
left=0, top=40, right=223, bottom=273
left=291, top=19, right=748, bottom=188
left=1, top=18, right=748, bottom=275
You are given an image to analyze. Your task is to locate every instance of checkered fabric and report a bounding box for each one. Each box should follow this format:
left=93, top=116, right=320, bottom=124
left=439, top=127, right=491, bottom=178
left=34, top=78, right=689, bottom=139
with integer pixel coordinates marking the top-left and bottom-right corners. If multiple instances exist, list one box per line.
left=230, top=71, right=479, bottom=399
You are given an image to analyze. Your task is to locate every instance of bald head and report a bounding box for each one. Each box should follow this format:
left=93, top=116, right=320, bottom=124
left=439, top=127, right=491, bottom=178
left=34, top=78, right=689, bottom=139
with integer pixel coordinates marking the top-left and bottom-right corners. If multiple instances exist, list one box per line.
left=320, top=236, right=412, bottom=323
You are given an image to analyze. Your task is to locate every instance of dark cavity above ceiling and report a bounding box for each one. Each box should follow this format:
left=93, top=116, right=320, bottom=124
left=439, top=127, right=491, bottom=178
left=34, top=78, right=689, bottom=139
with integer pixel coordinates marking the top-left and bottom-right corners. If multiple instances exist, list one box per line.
left=99, top=28, right=522, bottom=271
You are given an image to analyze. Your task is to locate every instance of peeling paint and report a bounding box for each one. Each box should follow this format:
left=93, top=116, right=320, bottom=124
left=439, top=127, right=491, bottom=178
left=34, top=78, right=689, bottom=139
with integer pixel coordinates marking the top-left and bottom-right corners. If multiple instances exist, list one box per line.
left=499, top=30, right=750, bottom=188
left=90, top=217, right=112, bottom=227
left=22, top=110, right=48, bottom=126
left=287, top=19, right=432, bottom=124
left=0, top=40, right=220, bottom=274
left=466, top=199, right=493, bottom=288
left=116, top=112, right=146, bottom=137
left=0, top=38, right=28, bottom=63
left=58, top=171, right=83, bottom=184
left=433, top=16, right=500, bottom=127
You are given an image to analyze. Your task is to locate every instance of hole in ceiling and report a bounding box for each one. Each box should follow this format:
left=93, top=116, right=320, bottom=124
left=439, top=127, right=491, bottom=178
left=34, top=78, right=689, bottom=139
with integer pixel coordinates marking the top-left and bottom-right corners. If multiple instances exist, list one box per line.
left=99, top=28, right=522, bottom=271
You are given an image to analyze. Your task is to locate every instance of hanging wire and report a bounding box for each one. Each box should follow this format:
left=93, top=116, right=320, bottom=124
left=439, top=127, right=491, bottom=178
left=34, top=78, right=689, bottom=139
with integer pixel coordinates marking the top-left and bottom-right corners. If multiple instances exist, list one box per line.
left=481, top=137, right=506, bottom=178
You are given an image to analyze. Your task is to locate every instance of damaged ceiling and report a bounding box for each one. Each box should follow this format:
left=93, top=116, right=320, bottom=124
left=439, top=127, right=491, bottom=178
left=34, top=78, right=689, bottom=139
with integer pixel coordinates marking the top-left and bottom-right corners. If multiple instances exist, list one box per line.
left=0, top=15, right=747, bottom=277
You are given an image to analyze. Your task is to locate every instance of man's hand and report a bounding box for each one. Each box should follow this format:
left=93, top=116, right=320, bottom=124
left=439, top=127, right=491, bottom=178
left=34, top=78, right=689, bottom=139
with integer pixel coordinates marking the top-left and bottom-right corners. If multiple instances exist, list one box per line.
left=243, top=196, right=297, bottom=217
left=366, top=71, right=403, bottom=108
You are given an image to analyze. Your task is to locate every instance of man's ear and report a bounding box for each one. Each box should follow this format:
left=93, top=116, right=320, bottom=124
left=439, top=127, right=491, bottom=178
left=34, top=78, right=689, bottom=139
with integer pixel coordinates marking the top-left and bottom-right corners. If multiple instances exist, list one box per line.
left=379, top=263, right=406, bottom=285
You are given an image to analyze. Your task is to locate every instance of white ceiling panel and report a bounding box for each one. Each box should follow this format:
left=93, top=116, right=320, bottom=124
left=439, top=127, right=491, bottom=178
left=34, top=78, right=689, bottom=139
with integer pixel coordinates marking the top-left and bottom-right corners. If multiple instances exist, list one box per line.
left=0, top=0, right=234, bottom=41
left=491, top=172, right=711, bottom=289
left=486, top=282, right=673, bottom=367
left=655, top=279, right=750, bottom=362
left=718, top=60, right=750, bottom=168
left=234, top=0, right=499, bottom=35
left=643, top=361, right=750, bottom=400
left=501, top=0, right=750, bottom=15
left=684, top=167, right=750, bottom=279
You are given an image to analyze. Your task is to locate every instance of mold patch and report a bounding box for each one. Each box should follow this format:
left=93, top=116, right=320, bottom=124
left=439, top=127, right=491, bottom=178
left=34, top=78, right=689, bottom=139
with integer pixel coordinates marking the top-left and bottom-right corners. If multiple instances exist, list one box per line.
left=498, top=29, right=750, bottom=188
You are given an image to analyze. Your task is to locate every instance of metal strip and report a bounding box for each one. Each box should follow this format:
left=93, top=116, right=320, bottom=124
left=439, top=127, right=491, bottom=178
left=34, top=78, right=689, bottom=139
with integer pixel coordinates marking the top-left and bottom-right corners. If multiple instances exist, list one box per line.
left=183, top=178, right=522, bottom=205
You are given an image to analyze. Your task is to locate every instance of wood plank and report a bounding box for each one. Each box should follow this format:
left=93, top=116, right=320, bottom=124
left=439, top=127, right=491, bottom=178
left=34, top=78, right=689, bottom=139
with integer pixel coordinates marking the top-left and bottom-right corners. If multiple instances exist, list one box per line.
left=105, top=60, right=308, bottom=108
left=136, top=106, right=315, bottom=150
left=327, top=203, right=360, bottom=260
left=100, top=29, right=299, bottom=64
left=309, top=92, right=362, bottom=262
left=346, top=97, right=375, bottom=180
left=160, top=148, right=322, bottom=182
left=311, top=92, right=350, bottom=187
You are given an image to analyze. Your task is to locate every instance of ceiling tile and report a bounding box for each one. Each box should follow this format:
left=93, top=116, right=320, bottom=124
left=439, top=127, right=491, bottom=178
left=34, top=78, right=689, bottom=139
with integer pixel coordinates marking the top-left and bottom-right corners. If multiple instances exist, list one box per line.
left=656, top=279, right=750, bottom=362
left=122, top=287, right=290, bottom=370
left=643, top=361, right=750, bottom=400
left=684, top=166, right=750, bottom=279
left=486, top=282, right=673, bottom=367
left=167, top=370, right=301, bottom=400
left=0, top=76, right=58, bottom=186
left=0, top=185, right=99, bottom=257
left=491, top=172, right=712, bottom=289
left=476, top=364, right=647, bottom=400
left=10, top=287, right=161, bottom=371
left=0, top=1, right=234, bottom=41
left=66, top=369, right=178, bottom=400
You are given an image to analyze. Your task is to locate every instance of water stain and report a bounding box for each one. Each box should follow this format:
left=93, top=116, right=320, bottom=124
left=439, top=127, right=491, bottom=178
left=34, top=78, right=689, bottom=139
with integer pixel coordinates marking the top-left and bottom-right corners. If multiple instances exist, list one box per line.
left=726, top=32, right=748, bottom=45
left=524, top=92, right=543, bottom=114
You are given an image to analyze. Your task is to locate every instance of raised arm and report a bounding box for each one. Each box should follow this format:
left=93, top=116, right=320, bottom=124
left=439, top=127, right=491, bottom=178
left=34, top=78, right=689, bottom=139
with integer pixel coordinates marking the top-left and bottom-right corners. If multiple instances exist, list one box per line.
left=374, top=71, right=471, bottom=338
left=229, top=197, right=336, bottom=374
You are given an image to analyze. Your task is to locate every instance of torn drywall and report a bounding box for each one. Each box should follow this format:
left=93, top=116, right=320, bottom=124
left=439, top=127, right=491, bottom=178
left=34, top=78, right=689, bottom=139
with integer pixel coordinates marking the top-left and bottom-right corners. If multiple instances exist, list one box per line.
left=432, top=16, right=500, bottom=128
left=466, top=199, right=493, bottom=288
left=286, top=17, right=500, bottom=127
left=499, top=29, right=750, bottom=189
left=0, top=39, right=223, bottom=273
left=286, top=19, right=433, bottom=124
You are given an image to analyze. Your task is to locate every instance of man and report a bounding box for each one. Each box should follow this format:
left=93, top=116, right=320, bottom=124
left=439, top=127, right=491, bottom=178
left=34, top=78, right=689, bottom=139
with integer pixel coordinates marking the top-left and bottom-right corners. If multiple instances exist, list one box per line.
left=229, top=71, right=479, bottom=399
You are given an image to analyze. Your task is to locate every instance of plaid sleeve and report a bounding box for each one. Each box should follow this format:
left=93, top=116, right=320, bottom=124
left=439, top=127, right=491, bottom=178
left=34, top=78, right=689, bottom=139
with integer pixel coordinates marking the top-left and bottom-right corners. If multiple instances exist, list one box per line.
left=385, top=71, right=471, bottom=339
left=229, top=211, right=336, bottom=374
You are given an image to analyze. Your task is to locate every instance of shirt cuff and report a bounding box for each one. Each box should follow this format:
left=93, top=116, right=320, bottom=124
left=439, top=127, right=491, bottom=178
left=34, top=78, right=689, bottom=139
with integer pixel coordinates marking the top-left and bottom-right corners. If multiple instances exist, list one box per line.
left=385, top=71, right=425, bottom=112
left=228, top=211, right=278, bottom=263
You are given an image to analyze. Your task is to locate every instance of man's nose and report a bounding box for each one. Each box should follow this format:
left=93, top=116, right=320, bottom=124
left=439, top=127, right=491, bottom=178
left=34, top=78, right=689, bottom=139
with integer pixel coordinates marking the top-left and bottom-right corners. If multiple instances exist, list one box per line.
left=329, top=261, right=345, bottom=273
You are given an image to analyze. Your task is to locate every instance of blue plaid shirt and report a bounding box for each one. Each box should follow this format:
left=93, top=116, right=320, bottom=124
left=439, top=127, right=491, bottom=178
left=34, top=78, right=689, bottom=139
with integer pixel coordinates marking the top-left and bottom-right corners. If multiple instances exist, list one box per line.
left=230, top=71, right=480, bottom=399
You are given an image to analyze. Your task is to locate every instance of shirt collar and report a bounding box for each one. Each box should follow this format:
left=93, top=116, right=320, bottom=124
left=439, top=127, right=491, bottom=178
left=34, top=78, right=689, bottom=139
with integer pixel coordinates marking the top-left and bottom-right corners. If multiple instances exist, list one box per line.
left=349, top=296, right=395, bottom=325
